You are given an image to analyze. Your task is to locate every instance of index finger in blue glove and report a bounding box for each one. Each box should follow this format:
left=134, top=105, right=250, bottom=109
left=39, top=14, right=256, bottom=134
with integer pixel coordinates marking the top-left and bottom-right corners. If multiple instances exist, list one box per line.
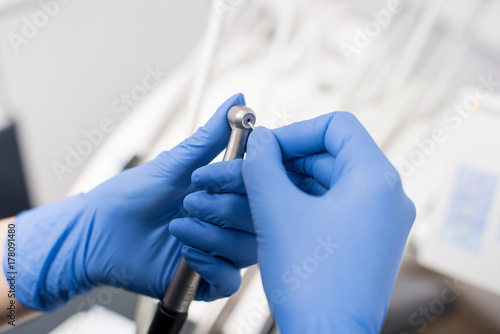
left=193, top=155, right=334, bottom=196
left=183, top=191, right=254, bottom=233
left=170, top=217, right=257, bottom=267
left=274, top=112, right=394, bottom=188
left=192, top=160, right=246, bottom=195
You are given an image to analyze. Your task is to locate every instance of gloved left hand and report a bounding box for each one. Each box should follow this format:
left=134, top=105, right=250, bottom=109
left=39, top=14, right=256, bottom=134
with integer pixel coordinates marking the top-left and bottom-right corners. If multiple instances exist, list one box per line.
left=4, top=93, right=251, bottom=311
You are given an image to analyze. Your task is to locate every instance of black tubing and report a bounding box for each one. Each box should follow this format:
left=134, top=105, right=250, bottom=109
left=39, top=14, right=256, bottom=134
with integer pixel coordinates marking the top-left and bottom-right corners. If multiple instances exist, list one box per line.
left=147, top=302, right=188, bottom=334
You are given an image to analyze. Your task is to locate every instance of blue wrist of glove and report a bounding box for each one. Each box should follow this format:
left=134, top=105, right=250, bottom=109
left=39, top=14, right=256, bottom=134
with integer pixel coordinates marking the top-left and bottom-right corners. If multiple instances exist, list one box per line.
left=4, top=195, right=97, bottom=311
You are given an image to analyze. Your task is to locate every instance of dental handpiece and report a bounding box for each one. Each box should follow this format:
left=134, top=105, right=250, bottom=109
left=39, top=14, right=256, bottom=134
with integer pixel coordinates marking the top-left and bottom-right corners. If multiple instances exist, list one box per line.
left=147, top=106, right=256, bottom=334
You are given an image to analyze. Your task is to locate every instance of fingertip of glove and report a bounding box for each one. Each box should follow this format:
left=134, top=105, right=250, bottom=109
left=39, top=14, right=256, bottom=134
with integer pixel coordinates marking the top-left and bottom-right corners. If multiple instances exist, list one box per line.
left=191, top=166, right=214, bottom=188
left=218, top=93, right=246, bottom=115
left=184, top=191, right=213, bottom=213
left=199, top=93, right=247, bottom=141
left=217, top=268, right=242, bottom=298
left=231, top=92, right=246, bottom=106
left=191, top=169, right=203, bottom=187
left=181, top=245, right=243, bottom=301
left=168, top=218, right=185, bottom=237
left=168, top=218, right=179, bottom=232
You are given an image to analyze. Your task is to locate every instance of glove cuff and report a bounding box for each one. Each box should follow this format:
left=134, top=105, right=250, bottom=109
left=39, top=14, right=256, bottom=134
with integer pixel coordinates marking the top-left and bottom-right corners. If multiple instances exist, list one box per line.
left=3, top=195, right=97, bottom=311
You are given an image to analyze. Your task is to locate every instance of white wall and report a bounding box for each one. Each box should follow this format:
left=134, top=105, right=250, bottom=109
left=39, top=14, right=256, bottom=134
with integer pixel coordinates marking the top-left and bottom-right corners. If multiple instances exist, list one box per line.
left=0, top=0, right=210, bottom=205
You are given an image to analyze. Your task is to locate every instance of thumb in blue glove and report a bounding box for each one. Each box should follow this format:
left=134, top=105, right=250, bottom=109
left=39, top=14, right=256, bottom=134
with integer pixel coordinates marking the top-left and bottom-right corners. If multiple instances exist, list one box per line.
left=4, top=93, right=248, bottom=311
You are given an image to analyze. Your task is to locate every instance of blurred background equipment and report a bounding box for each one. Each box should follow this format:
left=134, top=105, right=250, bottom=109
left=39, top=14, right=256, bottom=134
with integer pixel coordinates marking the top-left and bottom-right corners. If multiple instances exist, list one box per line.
left=0, top=0, right=500, bottom=333
left=0, top=120, right=30, bottom=219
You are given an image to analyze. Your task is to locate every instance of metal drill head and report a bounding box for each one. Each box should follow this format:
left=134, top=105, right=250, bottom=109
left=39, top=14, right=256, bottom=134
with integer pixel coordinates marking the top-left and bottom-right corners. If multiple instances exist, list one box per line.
left=227, top=105, right=256, bottom=130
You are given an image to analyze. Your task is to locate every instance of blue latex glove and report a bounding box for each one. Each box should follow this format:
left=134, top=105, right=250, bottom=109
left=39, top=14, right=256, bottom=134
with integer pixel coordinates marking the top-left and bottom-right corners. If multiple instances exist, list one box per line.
left=189, top=112, right=416, bottom=333
left=3, top=93, right=249, bottom=311
left=167, top=144, right=329, bottom=297
left=169, top=164, right=259, bottom=301
left=168, top=153, right=329, bottom=279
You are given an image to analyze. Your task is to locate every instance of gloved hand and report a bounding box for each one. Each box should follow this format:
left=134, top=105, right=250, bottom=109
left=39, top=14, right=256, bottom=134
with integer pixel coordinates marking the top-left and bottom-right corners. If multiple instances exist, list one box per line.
left=168, top=137, right=331, bottom=300
left=189, top=112, right=416, bottom=333
left=168, top=160, right=259, bottom=302
left=4, top=93, right=251, bottom=311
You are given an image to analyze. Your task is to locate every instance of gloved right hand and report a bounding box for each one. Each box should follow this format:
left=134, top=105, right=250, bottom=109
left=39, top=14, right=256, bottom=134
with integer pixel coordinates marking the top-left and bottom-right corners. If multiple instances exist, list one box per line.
left=188, top=112, right=416, bottom=333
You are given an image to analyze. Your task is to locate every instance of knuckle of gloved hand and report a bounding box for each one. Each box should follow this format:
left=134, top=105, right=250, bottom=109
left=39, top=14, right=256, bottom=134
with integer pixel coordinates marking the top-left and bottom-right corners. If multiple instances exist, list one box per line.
left=404, top=196, right=417, bottom=227
left=298, top=156, right=312, bottom=175
left=359, top=167, right=400, bottom=199
left=330, top=111, right=359, bottom=129
left=365, top=165, right=417, bottom=228
left=216, top=275, right=240, bottom=297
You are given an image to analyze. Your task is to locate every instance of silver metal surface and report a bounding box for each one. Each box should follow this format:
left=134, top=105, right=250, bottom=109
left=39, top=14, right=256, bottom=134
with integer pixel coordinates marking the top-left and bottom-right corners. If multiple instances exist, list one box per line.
left=162, top=105, right=255, bottom=314
left=224, top=106, right=256, bottom=160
